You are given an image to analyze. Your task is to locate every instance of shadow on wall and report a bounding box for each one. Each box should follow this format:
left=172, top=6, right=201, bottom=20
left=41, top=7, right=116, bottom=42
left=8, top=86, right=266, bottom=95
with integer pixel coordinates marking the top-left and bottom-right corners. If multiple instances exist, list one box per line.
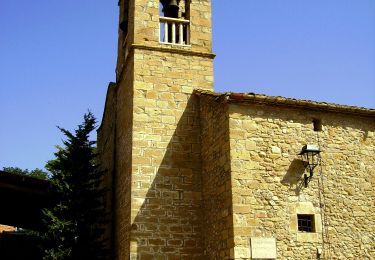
left=129, top=95, right=205, bottom=260
left=281, top=159, right=306, bottom=196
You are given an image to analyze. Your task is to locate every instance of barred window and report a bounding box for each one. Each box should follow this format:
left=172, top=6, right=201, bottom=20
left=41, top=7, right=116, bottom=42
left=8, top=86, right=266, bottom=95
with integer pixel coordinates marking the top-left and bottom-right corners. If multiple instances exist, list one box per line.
left=297, top=214, right=315, bottom=232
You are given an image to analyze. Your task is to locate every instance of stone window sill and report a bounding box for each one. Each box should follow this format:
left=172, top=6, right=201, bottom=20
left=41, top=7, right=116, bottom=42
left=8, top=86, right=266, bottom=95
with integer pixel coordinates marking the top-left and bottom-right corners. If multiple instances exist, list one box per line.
left=297, top=232, right=321, bottom=242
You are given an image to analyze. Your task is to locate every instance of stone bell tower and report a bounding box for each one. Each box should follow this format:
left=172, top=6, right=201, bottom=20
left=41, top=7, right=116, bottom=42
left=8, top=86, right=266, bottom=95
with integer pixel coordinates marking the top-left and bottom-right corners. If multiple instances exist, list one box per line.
left=98, top=0, right=214, bottom=259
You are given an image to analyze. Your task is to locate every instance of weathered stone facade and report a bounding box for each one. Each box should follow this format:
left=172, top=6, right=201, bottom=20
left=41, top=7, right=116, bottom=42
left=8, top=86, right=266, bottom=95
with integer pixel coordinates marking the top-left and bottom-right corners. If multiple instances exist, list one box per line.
left=196, top=91, right=375, bottom=259
left=199, top=97, right=233, bottom=259
left=98, top=0, right=375, bottom=259
left=99, top=0, right=214, bottom=259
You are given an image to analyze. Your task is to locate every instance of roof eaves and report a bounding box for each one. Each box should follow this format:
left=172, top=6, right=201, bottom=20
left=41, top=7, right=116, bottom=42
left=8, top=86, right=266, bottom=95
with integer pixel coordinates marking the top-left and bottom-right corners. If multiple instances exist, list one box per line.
left=194, top=89, right=375, bottom=117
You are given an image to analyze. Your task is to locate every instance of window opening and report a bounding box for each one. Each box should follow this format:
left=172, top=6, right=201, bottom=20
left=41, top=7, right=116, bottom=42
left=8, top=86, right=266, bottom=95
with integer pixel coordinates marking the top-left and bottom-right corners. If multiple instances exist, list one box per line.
left=119, top=0, right=130, bottom=36
left=159, top=0, right=190, bottom=45
left=297, top=214, right=315, bottom=232
left=313, top=119, right=322, bottom=132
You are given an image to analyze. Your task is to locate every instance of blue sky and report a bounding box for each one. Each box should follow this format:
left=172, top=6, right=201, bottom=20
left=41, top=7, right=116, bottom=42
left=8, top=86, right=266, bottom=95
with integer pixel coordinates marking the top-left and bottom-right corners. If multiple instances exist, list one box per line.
left=0, top=0, right=374, bottom=170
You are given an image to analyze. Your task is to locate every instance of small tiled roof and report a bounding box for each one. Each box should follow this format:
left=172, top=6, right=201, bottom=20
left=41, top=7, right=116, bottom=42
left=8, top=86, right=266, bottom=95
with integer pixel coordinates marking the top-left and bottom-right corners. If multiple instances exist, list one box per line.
left=194, top=89, right=375, bottom=117
left=0, top=171, right=51, bottom=230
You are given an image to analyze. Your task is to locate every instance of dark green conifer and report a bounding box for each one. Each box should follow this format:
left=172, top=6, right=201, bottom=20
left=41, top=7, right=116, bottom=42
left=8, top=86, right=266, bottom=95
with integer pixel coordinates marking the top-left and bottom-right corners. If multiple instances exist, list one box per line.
left=41, top=112, right=107, bottom=260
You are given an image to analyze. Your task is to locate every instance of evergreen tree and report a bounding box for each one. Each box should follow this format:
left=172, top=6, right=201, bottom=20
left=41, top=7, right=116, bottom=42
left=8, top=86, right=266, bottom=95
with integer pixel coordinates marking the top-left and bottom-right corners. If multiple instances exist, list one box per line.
left=41, top=112, right=107, bottom=260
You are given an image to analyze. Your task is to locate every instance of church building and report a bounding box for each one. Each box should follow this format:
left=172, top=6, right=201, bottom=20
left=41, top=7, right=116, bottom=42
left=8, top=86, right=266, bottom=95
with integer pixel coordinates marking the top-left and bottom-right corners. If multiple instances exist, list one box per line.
left=98, top=0, right=375, bottom=259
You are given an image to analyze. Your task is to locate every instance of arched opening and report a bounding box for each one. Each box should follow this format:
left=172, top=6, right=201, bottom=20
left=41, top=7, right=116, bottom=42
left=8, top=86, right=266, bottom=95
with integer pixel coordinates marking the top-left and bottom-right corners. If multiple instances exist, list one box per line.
left=312, top=119, right=322, bottom=132
left=160, top=0, right=189, bottom=19
left=159, top=0, right=190, bottom=45
left=119, top=0, right=130, bottom=37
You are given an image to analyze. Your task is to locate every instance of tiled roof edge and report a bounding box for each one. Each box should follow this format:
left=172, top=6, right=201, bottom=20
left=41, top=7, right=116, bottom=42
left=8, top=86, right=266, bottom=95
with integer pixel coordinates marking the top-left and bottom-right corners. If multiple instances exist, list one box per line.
left=194, top=89, right=375, bottom=117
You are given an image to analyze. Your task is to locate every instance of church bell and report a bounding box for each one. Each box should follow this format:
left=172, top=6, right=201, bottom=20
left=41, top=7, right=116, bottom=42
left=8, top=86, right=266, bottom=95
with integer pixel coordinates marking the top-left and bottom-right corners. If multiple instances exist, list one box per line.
left=161, top=0, right=180, bottom=18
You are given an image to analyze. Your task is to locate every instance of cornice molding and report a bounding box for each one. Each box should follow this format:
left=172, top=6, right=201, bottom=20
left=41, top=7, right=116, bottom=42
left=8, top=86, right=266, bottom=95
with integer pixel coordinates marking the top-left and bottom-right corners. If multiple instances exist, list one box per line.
left=131, top=44, right=216, bottom=59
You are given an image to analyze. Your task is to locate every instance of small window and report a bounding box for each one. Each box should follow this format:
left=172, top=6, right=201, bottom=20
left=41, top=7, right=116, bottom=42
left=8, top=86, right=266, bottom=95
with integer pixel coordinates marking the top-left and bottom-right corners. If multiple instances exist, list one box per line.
left=297, top=214, right=315, bottom=232
left=119, top=0, right=130, bottom=37
left=313, top=119, right=322, bottom=132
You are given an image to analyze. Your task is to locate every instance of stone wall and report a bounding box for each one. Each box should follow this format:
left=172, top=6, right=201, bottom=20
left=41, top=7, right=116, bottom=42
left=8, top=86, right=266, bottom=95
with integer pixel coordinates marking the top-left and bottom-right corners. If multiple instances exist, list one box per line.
left=132, top=0, right=212, bottom=53
left=101, top=0, right=214, bottom=258
left=100, top=0, right=375, bottom=256
left=116, top=0, right=135, bottom=80
left=98, top=55, right=135, bottom=260
left=128, top=48, right=213, bottom=260
left=115, top=55, right=136, bottom=260
left=199, top=95, right=234, bottom=259
left=123, top=0, right=214, bottom=258
left=97, top=82, right=117, bottom=256
left=228, top=102, right=375, bottom=259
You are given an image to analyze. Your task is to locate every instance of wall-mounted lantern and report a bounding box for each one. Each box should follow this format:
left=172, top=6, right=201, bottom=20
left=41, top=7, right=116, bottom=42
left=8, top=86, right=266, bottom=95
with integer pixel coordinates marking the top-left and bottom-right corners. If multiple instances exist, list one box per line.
left=299, top=144, right=321, bottom=187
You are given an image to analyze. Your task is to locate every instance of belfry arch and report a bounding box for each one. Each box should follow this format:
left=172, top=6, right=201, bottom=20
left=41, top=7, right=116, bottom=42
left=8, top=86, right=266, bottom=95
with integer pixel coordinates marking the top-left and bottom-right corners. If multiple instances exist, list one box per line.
left=159, top=0, right=191, bottom=44
left=160, top=0, right=190, bottom=19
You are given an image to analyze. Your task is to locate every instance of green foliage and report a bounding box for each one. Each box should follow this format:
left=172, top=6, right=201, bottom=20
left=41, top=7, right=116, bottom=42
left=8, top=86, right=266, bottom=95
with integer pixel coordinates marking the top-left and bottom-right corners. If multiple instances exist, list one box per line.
left=2, top=166, right=49, bottom=180
left=40, top=112, right=108, bottom=260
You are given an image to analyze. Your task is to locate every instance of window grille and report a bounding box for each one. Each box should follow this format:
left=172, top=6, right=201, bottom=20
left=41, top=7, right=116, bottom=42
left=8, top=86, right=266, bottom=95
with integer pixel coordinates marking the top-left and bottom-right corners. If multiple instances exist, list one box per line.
left=297, top=214, right=315, bottom=232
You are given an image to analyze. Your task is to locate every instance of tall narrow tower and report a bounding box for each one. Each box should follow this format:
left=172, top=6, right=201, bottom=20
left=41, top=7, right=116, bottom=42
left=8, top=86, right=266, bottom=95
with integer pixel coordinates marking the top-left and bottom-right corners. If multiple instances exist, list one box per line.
left=98, top=0, right=214, bottom=259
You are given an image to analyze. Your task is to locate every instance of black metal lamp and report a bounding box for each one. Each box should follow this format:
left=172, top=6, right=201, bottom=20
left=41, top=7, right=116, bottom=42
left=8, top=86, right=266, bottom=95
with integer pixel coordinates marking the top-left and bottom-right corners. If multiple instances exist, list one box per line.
left=299, top=144, right=321, bottom=187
